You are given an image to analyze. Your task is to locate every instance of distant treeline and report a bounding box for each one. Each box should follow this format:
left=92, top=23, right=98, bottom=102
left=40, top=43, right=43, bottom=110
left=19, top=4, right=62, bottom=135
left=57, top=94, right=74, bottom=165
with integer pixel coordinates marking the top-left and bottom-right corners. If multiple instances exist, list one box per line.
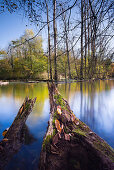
left=0, top=0, right=114, bottom=81
left=0, top=30, right=113, bottom=81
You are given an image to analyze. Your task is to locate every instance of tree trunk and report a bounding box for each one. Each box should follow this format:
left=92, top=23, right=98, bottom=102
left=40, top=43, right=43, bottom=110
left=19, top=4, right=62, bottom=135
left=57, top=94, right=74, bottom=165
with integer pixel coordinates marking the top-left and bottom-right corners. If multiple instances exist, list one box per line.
left=72, top=46, right=79, bottom=78
left=38, top=83, right=114, bottom=170
left=87, top=0, right=90, bottom=78
left=46, top=1, right=52, bottom=80
left=80, top=0, right=84, bottom=80
left=53, top=0, right=57, bottom=81
left=10, top=48, right=14, bottom=70
left=0, top=97, right=36, bottom=169
left=84, top=0, right=87, bottom=79
left=65, top=20, right=71, bottom=79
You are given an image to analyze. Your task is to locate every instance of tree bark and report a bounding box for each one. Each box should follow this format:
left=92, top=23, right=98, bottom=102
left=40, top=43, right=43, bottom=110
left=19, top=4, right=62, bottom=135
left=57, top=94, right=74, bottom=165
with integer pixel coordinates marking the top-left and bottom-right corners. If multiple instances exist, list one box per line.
left=38, top=83, right=114, bottom=170
left=0, top=97, right=36, bottom=169
left=72, top=46, right=79, bottom=78
left=65, top=20, right=71, bottom=79
left=53, top=0, right=57, bottom=81
left=84, top=0, right=87, bottom=79
left=46, top=1, right=52, bottom=80
left=80, top=0, right=84, bottom=80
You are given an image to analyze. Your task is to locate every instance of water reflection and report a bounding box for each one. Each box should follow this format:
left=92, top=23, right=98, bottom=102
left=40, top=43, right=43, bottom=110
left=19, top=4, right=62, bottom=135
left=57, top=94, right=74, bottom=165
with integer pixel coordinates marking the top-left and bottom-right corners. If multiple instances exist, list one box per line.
left=58, top=80, right=114, bottom=147
left=0, top=80, right=114, bottom=169
left=0, top=82, right=50, bottom=170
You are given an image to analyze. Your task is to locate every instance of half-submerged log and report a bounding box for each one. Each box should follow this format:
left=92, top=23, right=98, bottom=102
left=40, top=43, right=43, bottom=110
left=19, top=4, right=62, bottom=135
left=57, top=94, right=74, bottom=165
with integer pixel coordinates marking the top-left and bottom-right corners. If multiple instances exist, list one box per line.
left=0, top=97, right=36, bottom=169
left=39, top=83, right=114, bottom=170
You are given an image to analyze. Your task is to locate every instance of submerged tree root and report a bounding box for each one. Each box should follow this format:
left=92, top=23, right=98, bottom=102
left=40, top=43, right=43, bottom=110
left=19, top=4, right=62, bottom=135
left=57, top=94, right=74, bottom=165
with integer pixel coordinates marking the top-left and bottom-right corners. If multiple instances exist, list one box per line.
left=39, top=82, right=114, bottom=170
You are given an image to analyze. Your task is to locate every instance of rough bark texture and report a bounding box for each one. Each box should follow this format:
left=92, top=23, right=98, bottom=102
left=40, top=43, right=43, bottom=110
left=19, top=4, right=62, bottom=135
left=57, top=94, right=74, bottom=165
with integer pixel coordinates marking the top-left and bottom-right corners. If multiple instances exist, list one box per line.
left=0, top=97, right=36, bottom=169
left=39, top=82, right=114, bottom=170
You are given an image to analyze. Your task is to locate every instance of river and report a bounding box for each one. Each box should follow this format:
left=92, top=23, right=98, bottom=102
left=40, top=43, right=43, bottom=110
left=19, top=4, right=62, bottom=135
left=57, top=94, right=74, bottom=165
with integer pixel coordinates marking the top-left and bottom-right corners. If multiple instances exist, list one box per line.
left=0, top=80, right=114, bottom=169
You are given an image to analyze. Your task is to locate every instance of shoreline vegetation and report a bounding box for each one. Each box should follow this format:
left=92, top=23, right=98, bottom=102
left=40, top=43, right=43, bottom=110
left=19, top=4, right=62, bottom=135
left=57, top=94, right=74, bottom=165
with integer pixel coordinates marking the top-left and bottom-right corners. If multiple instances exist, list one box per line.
left=0, top=77, right=114, bottom=84
left=0, top=29, right=114, bottom=83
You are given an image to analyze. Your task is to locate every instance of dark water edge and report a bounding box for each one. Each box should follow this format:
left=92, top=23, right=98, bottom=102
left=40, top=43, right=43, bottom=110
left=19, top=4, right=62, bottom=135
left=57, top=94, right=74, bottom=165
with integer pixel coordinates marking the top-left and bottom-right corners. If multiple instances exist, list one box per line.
left=0, top=80, right=114, bottom=169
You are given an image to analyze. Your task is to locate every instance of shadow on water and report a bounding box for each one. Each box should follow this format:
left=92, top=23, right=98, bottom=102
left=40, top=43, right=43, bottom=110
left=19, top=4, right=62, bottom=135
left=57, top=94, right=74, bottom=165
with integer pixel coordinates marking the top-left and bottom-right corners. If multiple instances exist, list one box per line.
left=0, top=80, right=114, bottom=169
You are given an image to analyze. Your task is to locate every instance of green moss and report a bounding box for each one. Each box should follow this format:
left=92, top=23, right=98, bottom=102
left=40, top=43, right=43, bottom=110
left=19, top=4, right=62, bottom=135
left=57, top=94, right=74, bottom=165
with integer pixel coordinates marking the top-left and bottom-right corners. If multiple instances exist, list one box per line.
left=52, top=111, right=59, bottom=133
left=43, top=112, right=59, bottom=151
left=53, top=129, right=56, bottom=136
left=72, top=129, right=87, bottom=137
left=75, top=121, right=90, bottom=133
left=54, top=94, right=65, bottom=108
left=53, top=111, right=60, bottom=120
left=42, top=135, right=52, bottom=151
left=24, top=103, right=30, bottom=112
left=42, top=127, right=58, bottom=152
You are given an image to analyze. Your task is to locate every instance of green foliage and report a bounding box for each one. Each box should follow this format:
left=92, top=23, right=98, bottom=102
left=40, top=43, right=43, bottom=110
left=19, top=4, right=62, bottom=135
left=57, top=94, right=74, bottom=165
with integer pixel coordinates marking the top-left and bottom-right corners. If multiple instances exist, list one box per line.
left=0, top=59, right=12, bottom=79
left=42, top=135, right=52, bottom=152
left=52, top=111, right=59, bottom=133
left=0, top=29, right=47, bottom=80
left=0, top=30, right=113, bottom=80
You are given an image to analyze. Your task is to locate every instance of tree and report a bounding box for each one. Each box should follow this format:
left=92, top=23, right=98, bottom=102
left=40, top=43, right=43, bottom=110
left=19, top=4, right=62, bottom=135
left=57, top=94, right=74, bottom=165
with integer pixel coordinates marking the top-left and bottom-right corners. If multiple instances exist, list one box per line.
left=80, top=0, right=84, bottom=80
left=45, top=0, right=52, bottom=80
left=0, top=0, right=113, bottom=80
left=53, top=0, right=57, bottom=81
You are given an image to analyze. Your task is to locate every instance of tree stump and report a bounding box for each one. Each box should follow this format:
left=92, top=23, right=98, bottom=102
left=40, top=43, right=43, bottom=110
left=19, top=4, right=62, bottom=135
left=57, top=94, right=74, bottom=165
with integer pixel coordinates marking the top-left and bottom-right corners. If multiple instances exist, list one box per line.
left=0, top=97, right=36, bottom=169
left=39, top=83, right=114, bottom=170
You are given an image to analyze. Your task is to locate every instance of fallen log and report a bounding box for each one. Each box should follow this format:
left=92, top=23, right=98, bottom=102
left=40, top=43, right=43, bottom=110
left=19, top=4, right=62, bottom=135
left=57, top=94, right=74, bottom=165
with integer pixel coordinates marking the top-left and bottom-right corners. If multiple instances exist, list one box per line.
left=0, top=97, right=36, bottom=169
left=39, top=83, right=114, bottom=170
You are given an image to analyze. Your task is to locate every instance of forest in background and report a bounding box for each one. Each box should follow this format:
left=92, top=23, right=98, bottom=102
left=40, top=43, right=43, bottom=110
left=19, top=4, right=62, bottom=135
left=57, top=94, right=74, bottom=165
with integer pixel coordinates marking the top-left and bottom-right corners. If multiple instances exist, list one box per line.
left=0, top=0, right=114, bottom=81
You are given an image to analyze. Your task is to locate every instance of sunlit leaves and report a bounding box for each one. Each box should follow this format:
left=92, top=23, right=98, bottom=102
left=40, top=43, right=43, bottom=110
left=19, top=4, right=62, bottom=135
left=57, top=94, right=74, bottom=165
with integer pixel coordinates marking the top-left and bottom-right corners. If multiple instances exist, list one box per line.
left=0, top=29, right=47, bottom=79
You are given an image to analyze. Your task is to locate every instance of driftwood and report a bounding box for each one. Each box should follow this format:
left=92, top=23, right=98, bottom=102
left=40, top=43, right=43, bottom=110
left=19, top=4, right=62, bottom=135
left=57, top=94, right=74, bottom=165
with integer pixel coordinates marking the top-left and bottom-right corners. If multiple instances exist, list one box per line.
left=39, top=83, right=114, bottom=170
left=0, top=97, right=36, bottom=169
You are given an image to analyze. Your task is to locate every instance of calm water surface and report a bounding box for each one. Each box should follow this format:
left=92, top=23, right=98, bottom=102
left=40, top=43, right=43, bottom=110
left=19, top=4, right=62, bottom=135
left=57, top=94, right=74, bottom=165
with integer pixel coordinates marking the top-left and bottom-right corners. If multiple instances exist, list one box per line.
left=0, top=80, right=114, bottom=169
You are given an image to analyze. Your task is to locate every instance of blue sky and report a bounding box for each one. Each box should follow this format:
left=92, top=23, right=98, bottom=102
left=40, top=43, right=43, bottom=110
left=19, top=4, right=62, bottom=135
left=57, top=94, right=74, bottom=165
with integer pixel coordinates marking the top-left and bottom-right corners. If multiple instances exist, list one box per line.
left=0, top=12, right=26, bottom=49
left=0, top=11, right=47, bottom=50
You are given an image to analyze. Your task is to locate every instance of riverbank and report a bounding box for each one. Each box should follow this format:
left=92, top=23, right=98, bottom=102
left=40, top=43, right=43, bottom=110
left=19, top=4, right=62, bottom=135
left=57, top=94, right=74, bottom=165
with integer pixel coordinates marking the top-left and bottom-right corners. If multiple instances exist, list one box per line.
left=0, top=77, right=114, bottom=85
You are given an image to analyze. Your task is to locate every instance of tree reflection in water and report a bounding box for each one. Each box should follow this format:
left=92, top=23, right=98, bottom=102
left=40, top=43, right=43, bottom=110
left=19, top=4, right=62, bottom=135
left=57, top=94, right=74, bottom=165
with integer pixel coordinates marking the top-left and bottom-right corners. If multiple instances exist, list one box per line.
left=0, top=80, right=113, bottom=169
left=58, top=80, right=114, bottom=147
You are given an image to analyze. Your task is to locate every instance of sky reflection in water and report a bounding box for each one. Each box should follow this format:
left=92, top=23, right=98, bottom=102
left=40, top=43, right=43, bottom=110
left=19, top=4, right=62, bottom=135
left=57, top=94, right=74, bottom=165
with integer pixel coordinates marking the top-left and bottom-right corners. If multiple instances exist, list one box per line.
left=0, top=80, right=114, bottom=169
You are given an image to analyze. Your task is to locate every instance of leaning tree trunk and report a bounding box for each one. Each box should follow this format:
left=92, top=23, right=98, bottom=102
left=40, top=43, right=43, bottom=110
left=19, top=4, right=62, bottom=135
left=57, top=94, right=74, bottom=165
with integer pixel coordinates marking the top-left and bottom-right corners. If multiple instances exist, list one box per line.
left=39, top=83, right=114, bottom=170
left=0, top=97, right=36, bottom=169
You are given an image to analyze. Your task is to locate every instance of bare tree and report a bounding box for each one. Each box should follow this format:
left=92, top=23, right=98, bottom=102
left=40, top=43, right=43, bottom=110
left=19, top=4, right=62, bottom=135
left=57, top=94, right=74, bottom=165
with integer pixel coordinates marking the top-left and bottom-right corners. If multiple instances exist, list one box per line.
left=80, top=0, right=84, bottom=79
left=53, top=0, right=57, bottom=81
